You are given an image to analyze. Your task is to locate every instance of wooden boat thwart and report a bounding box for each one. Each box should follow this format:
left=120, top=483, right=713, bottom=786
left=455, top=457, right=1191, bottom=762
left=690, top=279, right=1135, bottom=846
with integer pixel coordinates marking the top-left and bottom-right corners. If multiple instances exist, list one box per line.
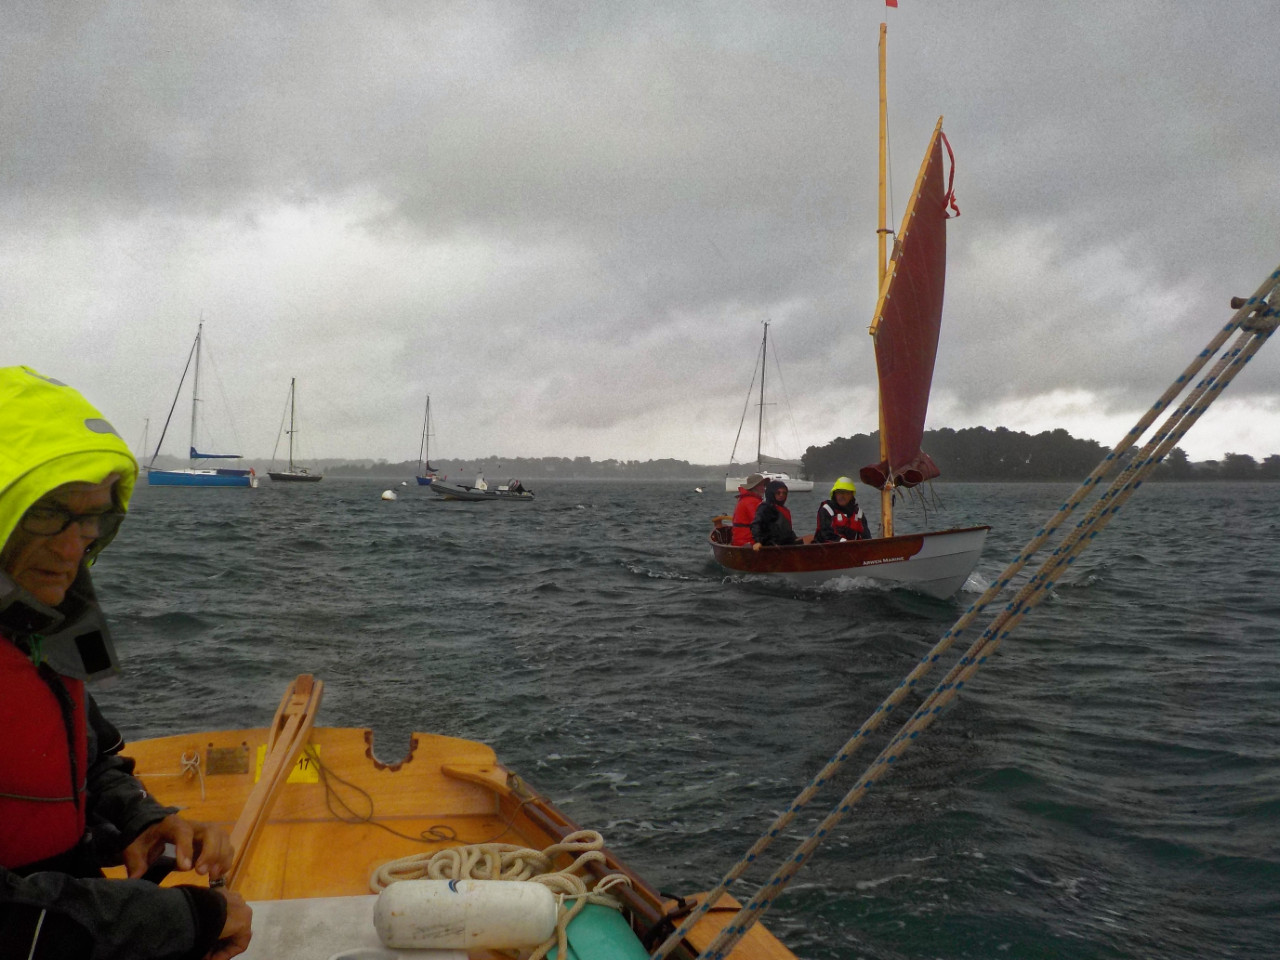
left=110, top=676, right=783, bottom=960
left=711, top=522, right=988, bottom=599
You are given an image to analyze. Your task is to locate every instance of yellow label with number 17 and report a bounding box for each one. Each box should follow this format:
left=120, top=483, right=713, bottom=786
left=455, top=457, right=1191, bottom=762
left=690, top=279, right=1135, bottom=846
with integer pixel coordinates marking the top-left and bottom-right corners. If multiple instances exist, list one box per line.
left=254, top=744, right=321, bottom=783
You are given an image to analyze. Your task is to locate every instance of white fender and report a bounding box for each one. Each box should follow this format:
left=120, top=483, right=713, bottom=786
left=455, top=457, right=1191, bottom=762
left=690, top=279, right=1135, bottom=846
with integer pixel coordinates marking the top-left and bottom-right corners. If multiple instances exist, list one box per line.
left=374, top=879, right=558, bottom=950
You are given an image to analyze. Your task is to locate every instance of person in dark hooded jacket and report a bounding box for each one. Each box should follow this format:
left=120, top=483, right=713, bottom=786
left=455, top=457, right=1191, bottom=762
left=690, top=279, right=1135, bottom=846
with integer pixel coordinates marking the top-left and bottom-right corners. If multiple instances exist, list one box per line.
left=750, top=479, right=802, bottom=548
left=0, top=366, right=252, bottom=960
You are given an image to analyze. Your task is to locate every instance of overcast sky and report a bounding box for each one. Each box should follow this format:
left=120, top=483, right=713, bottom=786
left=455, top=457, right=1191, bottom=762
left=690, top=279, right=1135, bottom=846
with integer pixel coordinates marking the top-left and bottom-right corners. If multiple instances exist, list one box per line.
left=5, top=1, right=1278, bottom=467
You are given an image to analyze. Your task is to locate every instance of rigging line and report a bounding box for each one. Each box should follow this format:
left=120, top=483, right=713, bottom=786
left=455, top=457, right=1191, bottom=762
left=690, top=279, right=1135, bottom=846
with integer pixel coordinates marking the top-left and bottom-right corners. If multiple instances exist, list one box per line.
left=269, top=386, right=291, bottom=468
left=650, top=267, right=1280, bottom=960
left=199, top=335, right=247, bottom=456
left=765, top=334, right=804, bottom=468
left=683, top=280, right=1280, bottom=960
left=727, top=334, right=764, bottom=465
left=148, top=334, right=198, bottom=468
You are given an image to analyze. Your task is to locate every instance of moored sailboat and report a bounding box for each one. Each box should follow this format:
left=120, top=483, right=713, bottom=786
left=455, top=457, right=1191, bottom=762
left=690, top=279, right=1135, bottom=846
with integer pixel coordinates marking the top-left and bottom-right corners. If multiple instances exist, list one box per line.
left=267, top=378, right=322, bottom=483
left=414, top=393, right=442, bottom=486
left=723, top=320, right=814, bottom=493
left=147, top=322, right=258, bottom=488
left=710, top=22, right=988, bottom=598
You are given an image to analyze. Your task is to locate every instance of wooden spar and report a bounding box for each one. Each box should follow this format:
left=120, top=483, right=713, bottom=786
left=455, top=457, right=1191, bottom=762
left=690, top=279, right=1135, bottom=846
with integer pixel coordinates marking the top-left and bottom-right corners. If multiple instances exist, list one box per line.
left=876, top=22, right=894, bottom=537
left=225, top=674, right=325, bottom=890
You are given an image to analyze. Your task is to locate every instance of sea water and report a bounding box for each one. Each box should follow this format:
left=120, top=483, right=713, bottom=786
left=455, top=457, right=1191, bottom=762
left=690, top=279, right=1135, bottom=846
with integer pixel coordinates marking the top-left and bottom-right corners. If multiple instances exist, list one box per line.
left=92, top=479, right=1280, bottom=960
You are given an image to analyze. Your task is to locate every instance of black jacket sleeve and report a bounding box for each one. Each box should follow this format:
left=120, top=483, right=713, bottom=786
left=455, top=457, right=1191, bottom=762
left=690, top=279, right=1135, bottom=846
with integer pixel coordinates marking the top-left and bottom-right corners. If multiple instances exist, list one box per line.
left=83, top=697, right=177, bottom=864
left=0, top=868, right=226, bottom=960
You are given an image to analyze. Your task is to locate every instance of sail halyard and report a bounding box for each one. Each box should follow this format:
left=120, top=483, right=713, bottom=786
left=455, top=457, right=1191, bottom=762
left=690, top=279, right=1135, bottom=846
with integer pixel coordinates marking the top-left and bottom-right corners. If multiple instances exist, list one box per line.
left=862, top=114, right=952, bottom=511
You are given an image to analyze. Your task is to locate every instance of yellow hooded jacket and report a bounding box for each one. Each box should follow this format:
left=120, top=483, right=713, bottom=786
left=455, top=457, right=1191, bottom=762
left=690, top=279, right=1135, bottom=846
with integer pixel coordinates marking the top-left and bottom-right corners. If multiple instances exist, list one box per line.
left=0, top=366, right=138, bottom=563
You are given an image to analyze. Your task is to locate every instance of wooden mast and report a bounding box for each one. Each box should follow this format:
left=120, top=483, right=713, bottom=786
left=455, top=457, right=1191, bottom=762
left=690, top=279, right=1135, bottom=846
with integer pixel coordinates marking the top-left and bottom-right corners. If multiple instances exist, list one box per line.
left=876, top=22, right=894, bottom=537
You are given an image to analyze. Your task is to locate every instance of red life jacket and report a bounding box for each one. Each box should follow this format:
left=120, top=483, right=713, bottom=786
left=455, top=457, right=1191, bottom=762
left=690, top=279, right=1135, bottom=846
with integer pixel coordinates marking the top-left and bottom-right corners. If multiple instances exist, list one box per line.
left=819, top=500, right=865, bottom=539
left=731, top=488, right=763, bottom=545
left=0, top=637, right=88, bottom=869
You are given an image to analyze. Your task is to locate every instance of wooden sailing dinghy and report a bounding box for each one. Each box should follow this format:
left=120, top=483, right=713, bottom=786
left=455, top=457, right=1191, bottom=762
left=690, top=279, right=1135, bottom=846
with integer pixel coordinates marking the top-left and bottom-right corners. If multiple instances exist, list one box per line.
left=710, top=23, right=988, bottom=599
left=109, top=676, right=785, bottom=960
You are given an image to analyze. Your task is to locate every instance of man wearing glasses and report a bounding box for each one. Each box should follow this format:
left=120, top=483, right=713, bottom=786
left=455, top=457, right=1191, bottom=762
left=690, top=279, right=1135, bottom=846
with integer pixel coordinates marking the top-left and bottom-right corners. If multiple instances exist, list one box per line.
left=0, top=366, right=251, bottom=959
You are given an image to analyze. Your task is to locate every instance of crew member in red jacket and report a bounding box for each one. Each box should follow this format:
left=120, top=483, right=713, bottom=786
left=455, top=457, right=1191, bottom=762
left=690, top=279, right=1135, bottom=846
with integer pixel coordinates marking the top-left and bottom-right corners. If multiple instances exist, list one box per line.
left=730, top=472, right=767, bottom=545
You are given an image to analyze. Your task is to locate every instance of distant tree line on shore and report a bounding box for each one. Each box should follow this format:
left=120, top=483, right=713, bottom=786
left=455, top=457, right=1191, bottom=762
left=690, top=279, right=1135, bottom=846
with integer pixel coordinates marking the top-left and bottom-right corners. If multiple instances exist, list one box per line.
left=143, top=454, right=735, bottom=480
left=142, top=427, right=1280, bottom=482
left=802, top=426, right=1280, bottom=482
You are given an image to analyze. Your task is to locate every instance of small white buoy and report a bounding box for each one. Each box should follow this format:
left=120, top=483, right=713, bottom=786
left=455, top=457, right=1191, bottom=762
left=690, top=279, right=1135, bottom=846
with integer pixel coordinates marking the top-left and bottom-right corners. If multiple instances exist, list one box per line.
left=381, top=489, right=397, bottom=501
left=694, top=487, right=704, bottom=493
left=400, top=480, right=407, bottom=486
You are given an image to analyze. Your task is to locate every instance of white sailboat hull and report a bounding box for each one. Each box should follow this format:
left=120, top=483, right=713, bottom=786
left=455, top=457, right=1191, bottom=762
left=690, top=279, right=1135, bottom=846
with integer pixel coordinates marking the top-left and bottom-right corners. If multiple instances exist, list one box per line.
left=725, top=473, right=815, bottom=493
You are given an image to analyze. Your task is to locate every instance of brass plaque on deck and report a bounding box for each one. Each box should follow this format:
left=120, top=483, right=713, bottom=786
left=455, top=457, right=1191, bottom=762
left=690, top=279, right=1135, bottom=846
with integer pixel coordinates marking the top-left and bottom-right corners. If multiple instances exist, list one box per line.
left=206, top=744, right=250, bottom=775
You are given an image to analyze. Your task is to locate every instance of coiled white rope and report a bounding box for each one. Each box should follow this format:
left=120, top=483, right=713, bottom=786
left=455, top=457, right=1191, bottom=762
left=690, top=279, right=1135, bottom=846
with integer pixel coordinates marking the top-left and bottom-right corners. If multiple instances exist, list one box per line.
left=370, top=829, right=632, bottom=960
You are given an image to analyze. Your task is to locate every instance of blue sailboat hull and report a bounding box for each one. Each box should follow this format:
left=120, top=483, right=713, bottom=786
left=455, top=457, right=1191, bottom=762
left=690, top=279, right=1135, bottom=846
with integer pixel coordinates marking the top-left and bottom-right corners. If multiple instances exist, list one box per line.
left=148, top=469, right=256, bottom=487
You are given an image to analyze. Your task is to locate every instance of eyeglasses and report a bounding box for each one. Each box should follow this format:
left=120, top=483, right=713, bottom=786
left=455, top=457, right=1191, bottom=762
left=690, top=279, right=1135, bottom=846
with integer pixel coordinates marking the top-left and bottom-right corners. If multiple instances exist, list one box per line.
left=19, top=503, right=127, bottom=540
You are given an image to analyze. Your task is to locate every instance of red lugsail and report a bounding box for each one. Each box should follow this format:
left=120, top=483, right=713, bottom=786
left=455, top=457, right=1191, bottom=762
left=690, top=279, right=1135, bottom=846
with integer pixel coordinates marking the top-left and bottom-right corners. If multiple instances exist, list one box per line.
left=861, top=119, right=954, bottom=490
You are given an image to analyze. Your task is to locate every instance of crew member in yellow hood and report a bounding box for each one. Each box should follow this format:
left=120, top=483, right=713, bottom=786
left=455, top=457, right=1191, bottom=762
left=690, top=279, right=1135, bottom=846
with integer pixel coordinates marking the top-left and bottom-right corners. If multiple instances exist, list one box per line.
left=0, top=366, right=251, bottom=960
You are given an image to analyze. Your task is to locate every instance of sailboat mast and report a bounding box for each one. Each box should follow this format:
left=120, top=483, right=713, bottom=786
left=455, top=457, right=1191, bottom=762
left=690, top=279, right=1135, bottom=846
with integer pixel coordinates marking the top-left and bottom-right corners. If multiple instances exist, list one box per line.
left=418, top=395, right=431, bottom=473
left=756, top=321, right=768, bottom=469
left=190, top=322, right=202, bottom=465
left=876, top=22, right=894, bottom=537
left=288, top=377, right=297, bottom=470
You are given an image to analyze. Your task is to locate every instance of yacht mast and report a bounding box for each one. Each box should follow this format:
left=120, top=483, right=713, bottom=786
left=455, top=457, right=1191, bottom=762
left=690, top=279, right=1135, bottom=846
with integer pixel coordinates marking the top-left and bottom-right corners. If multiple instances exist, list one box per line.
left=756, top=321, right=769, bottom=469
left=190, top=322, right=203, bottom=464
